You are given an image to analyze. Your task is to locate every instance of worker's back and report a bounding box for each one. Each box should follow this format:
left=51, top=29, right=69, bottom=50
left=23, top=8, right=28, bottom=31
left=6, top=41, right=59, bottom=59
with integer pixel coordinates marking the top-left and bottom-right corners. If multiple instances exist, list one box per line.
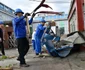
left=35, top=24, right=45, bottom=39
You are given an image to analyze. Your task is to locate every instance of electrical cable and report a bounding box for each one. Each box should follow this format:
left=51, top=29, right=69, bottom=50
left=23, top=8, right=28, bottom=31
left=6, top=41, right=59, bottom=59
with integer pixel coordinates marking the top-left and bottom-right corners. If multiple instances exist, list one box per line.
left=29, top=0, right=71, bottom=3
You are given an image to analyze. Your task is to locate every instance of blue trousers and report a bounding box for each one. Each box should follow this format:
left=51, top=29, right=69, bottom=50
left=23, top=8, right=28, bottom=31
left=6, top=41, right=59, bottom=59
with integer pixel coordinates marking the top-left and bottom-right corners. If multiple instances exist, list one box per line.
left=35, top=36, right=41, bottom=54
left=32, top=40, right=35, bottom=50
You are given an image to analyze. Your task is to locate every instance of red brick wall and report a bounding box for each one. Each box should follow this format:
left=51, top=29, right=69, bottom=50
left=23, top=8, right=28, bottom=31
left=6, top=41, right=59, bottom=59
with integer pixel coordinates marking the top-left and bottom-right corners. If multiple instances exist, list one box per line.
left=4, top=26, right=13, bottom=48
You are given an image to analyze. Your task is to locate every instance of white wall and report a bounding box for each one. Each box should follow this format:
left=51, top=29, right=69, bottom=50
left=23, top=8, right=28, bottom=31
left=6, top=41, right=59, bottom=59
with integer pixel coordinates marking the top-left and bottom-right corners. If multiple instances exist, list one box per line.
left=69, top=10, right=78, bottom=33
left=55, top=20, right=69, bottom=34
left=32, top=23, right=39, bottom=31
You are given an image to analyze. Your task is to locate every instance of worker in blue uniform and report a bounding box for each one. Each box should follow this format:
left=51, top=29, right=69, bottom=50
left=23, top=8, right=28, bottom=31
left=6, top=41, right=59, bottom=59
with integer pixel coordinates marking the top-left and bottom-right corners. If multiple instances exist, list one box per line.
left=0, top=21, right=5, bottom=56
left=12, top=8, right=35, bottom=67
left=35, top=19, right=46, bottom=56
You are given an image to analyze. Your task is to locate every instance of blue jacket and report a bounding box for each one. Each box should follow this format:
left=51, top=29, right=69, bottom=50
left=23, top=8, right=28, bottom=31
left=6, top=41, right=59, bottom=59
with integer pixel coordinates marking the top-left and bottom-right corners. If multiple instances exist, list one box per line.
left=35, top=24, right=46, bottom=39
left=12, top=16, right=33, bottom=38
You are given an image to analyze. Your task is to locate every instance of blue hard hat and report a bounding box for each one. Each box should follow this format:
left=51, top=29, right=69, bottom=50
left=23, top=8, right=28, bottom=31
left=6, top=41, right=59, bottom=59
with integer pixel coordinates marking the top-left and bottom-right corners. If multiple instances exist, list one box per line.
left=40, top=19, right=46, bottom=23
left=0, top=21, right=4, bottom=24
left=14, top=8, right=24, bottom=15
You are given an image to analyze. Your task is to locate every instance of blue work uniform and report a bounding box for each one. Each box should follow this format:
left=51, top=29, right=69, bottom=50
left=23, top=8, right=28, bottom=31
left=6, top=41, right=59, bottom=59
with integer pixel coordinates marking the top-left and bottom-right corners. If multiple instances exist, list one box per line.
left=12, top=16, right=33, bottom=64
left=12, top=16, right=33, bottom=38
left=35, top=24, right=46, bottom=54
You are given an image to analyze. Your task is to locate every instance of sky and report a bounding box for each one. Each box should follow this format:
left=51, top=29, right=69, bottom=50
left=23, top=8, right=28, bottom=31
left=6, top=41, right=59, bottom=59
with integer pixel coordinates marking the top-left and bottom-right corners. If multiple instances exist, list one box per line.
left=0, top=0, right=71, bottom=14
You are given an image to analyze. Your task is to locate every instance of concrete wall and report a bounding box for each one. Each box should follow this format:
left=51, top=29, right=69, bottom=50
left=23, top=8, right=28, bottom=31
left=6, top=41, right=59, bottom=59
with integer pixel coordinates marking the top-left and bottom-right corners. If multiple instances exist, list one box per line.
left=0, top=2, right=14, bottom=21
left=0, top=9, right=14, bottom=21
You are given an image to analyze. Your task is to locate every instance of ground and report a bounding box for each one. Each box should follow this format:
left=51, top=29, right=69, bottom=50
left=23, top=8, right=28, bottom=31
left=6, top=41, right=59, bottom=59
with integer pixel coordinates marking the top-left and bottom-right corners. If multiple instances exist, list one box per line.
left=0, top=47, right=85, bottom=70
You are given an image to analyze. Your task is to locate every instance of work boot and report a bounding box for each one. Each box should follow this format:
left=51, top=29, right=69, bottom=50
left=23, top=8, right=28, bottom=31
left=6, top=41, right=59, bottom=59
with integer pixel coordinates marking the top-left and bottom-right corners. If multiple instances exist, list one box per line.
left=36, top=53, right=39, bottom=55
left=38, top=53, right=43, bottom=57
left=20, top=64, right=30, bottom=67
left=17, top=57, right=20, bottom=61
left=34, top=53, right=43, bottom=58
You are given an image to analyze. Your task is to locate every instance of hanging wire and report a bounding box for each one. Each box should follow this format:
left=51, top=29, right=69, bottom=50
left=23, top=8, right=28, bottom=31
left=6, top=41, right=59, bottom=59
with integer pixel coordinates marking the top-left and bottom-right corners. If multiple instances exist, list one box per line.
left=29, top=0, right=71, bottom=3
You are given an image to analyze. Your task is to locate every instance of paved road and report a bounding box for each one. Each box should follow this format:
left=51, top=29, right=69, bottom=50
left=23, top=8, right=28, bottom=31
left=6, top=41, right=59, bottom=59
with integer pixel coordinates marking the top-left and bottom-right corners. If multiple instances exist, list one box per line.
left=0, top=48, right=85, bottom=70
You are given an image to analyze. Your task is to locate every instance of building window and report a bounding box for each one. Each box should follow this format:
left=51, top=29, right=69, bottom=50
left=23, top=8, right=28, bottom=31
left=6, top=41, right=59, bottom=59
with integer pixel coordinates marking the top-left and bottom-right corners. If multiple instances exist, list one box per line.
left=60, top=27, right=65, bottom=34
left=0, top=4, right=4, bottom=9
left=4, top=6, right=9, bottom=11
left=4, top=6, right=14, bottom=14
left=8, top=9, right=13, bottom=13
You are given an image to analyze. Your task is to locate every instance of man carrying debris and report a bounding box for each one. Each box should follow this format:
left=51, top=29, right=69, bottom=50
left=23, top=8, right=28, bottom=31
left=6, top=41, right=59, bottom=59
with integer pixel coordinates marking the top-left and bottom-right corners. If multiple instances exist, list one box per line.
left=12, top=8, right=35, bottom=67
left=0, top=21, right=5, bottom=56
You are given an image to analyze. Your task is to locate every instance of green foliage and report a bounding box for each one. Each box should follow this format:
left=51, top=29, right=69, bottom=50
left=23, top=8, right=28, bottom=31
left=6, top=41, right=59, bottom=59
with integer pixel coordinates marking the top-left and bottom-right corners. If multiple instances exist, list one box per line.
left=0, top=55, right=8, bottom=61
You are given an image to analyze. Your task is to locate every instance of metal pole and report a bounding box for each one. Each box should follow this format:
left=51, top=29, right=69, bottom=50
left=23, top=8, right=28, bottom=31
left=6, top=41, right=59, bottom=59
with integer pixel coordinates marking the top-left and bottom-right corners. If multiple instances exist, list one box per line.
left=26, top=17, right=30, bottom=35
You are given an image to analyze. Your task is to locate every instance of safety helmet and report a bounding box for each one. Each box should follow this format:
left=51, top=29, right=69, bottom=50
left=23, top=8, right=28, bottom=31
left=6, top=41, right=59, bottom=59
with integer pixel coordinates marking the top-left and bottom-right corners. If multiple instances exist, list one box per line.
left=0, top=21, right=4, bottom=24
left=40, top=19, right=46, bottom=23
left=14, top=8, right=24, bottom=15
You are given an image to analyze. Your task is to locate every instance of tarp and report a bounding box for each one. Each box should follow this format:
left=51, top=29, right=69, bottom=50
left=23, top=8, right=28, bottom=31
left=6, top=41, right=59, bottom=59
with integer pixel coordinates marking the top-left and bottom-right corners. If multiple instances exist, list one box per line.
left=61, top=32, right=85, bottom=44
left=43, top=31, right=85, bottom=57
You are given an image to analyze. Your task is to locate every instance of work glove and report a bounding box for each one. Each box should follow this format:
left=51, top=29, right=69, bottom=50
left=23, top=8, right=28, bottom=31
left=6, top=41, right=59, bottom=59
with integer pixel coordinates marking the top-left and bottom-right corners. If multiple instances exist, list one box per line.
left=32, top=12, right=36, bottom=18
left=24, top=13, right=30, bottom=18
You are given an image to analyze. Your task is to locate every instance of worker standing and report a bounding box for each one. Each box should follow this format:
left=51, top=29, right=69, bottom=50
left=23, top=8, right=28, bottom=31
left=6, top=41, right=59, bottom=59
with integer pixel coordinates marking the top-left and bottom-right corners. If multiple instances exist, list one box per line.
left=12, top=8, right=35, bottom=67
left=0, top=21, right=5, bottom=56
left=35, top=19, right=46, bottom=56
